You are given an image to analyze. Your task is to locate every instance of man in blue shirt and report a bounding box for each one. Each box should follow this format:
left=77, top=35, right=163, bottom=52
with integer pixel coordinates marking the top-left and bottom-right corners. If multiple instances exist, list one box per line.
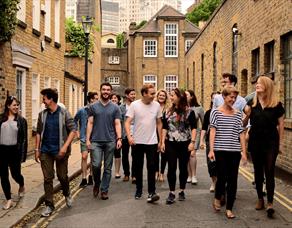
left=74, top=92, right=98, bottom=188
left=35, top=88, right=76, bottom=217
left=86, top=83, right=122, bottom=200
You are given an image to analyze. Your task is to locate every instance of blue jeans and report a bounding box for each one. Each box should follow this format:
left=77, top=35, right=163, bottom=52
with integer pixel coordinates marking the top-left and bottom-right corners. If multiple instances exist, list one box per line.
left=90, top=142, right=116, bottom=193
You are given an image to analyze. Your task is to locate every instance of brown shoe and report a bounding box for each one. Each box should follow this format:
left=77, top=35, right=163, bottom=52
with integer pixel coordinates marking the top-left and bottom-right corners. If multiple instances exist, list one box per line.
left=93, top=186, right=99, bottom=198
left=101, top=192, right=109, bottom=200
left=132, top=177, right=136, bottom=184
left=255, top=199, right=265, bottom=210
left=123, top=176, right=129, bottom=182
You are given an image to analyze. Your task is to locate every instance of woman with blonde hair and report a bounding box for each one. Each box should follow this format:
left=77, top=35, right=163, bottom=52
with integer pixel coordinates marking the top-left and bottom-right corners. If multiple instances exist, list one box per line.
left=154, top=89, right=170, bottom=182
left=244, top=76, right=284, bottom=218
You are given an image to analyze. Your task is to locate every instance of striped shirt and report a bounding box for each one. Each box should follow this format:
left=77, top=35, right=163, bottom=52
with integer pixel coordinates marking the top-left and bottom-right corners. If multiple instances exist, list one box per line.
left=210, top=109, right=244, bottom=152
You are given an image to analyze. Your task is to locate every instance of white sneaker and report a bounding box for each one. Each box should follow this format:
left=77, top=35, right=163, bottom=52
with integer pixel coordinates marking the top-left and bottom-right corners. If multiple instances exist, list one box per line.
left=191, top=176, right=198, bottom=185
left=65, top=195, right=72, bottom=208
left=187, top=176, right=192, bottom=183
left=209, top=182, right=215, bottom=192
left=41, top=206, right=54, bottom=217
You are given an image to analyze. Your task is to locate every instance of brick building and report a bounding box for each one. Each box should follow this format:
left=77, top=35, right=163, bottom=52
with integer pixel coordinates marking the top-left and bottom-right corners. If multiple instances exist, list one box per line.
left=126, top=5, right=200, bottom=95
left=185, top=0, right=292, bottom=173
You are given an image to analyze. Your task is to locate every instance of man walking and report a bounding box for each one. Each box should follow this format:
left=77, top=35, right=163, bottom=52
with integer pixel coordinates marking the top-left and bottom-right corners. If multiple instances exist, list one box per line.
left=74, top=92, right=98, bottom=187
left=86, top=82, right=122, bottom=200
left=125, top=84, right=162, bottom=203
left=120, top=88, right=136, bottom=182
left=35, top=88, right=76, bottom=217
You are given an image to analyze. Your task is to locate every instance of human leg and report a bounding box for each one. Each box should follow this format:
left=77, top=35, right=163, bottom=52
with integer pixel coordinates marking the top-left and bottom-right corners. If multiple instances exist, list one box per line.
left=90, top=142, right=104, bottom=189
left=145, top=144, right=157, bottom=194
left=122, top=138, right=130, bottom=178
left=100, top=142, right=115, bottom=193
left=166, top=141, right=177, bottom=192
left=56, top=154, right=70, bottom=198
left=178, top=141, right=190, bottom=191
left=214, top=151, right=227, bottom=206
left=114, top=148, right=121, bottom=178
left=132, top=144, right=144, bottom=194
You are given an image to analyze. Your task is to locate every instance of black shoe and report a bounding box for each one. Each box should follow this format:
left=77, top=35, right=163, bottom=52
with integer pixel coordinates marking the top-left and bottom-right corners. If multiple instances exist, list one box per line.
left=267, top=207, right=275, bottom=218
left=79, top=178, right=87, bottom=188
left=101, top=192, right=109, bottom=200
left=93, top=186, right=99, bottom=198
left=166, top=192, right=175, bottom=204
left=135, top=191, right=142, bottom=199
left=178, top=191, right=185, bottom=201
left=147, top=193, right=160, bottom=203
left=88, top=175, right=93, bottom=185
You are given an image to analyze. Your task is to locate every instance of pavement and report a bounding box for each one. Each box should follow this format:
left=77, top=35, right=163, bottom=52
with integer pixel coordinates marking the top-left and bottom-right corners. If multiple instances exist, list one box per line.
left=0, top=141, right=83, bottom=228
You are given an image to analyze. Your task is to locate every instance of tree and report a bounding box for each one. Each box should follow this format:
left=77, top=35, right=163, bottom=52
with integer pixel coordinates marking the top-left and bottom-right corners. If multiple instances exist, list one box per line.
left=135, top=20, right=147, bottom=30
left=116, top=33, right=124, bottom=48
left=186, top=0, right=222, bottom=26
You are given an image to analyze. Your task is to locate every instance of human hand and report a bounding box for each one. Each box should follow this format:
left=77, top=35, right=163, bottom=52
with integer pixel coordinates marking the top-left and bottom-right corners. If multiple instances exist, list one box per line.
left=35, top=149, right=40, bottom=163
left=208, top=150, right=215, bottom=161
left=199, top=143, right=205, bottom=150
left=160, top=143, right=165, bottom=153
left=128, top=135, right=135, bottom=146
left=188, top=142, right=194, bottom=152
left=116, top=139, right=122, bottom=149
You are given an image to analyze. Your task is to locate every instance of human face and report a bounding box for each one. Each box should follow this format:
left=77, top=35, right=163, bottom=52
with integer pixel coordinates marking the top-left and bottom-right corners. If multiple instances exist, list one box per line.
left=43, top=95, right=54, bottom=109
left=143, top=88, right=156, bottom=103
left=111, top=95, right=119, bottom=104
left=157, top=91, right=166, bottom=104
left=221, top=77, right=231, bottom=88
left=90, top=95, right=99, bottom=104
left=100, top=85, right=112, bottom=101
left=223, top=92, right=237, bottom=107
left=255, top=79, right=265, bottom=94
left=169, top=90, right=179, bottom=105
left=126, top=91, right=136, bottom=102
left=8, top=100, right=19, bottom=115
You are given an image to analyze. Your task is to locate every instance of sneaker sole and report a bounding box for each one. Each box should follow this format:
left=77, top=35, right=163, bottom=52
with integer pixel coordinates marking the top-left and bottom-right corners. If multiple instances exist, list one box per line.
left=147, top=195, right=160, bottom=203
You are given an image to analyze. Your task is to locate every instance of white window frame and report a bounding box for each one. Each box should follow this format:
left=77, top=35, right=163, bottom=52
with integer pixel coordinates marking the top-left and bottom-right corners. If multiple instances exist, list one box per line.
left=144, top=39, right=157, bottom=57
left=108, top=56, right=120, bottom=64
left=16, top=67, right=26, bottom=117
left=143, top=75, right=157, bottom=89
left=32, top=73, right=40, bottom=129
left=54, top=0, right=60, bottom=43
left=107, top=76, right=120, bottom=87
left=185, top=40, right=193, bottom=52
left=17, top=0, right=26, bottom=22
left=164, top=75, right=178, bottom=92
left=54, top=79, right=60, bottom=93
left=44, top=76, right=51, bottom=88
left=165, top=23, right=178, bottom=57
left=33, top=0, right=40, bottom=30
left=45, top=0, right=51, bottom=37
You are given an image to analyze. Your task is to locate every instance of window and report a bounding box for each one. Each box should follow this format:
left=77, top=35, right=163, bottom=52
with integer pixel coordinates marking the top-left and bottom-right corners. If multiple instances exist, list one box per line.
left=282, top=33, right=292, bottom=118
left=33, top=0, right=40, bottom=30
left=232, top=24, right=238, bottom=76
left=165, top=23, right=178, bottom=57
left=54, top=79, right=60, bottom=94
left=16, top=68, right=26, bottom=117
left=164, top=75, right=178, bottom=92
left=17, top=0, right=26, bottom=22
left=54, top=0, right=60, bottom=43
left=45, top=0, right=51, bottom=37
left=108, top=56, right=120, bottom=64
left=264, top=41, right=275, bottom=73
left=44, top=76, right=51, bottom=88
left=107, top=76, right=120, bottom=86
left=144, top=40, right=157, bottom=57
left=251, top=48, right=260, bottom=77
left=143, top=75, right=157, bottom=89
left=32, top=74, right=40, bottom=128
left=185, top=40, right=192, bottom=52
left=107, top=38, right=115, bottom=43
left=213, top=42, right=217, bottom=91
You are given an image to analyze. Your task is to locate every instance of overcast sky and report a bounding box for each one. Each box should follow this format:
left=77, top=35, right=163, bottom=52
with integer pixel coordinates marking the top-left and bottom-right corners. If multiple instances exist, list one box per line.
left=181, top=0, right=195, bottom=13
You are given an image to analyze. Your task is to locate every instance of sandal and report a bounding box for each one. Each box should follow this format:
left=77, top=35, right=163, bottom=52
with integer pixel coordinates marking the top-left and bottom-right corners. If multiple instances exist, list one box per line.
left=2, top=200, right=13, bottom=210
left=213, top=199, right=221, bottom=211
left=226, top=210, right=236, bottom=219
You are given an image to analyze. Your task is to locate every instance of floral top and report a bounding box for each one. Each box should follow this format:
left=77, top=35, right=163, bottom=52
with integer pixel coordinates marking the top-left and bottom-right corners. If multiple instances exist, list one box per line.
left=162, top=108, right=197, bottom=142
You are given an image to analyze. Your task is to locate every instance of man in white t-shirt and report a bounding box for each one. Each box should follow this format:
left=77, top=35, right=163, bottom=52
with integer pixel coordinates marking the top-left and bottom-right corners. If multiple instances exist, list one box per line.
left=125, top=84, right=162, bottom=203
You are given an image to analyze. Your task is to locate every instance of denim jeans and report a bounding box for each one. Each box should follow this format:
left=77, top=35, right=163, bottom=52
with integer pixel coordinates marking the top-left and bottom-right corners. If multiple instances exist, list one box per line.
left=91, top=142, right=115, bottom=193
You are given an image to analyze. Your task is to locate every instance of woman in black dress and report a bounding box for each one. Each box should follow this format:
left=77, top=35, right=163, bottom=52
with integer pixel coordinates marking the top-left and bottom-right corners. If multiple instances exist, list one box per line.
left=244, top=76, right=285, bottom=218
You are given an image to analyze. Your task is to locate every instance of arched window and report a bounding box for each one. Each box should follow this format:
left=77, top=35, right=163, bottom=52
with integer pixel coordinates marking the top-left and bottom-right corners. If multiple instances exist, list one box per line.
left=232, top=24, right=239, bottom=76
left=213, top=42, right=217, bottom=91
left=107, top=38, right=115, bottom=43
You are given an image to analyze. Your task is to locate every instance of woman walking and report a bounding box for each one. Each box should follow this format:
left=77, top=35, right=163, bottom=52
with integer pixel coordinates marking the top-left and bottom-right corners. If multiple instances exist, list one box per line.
left=161, top=88, right=197, bottom=204
left=185, top=90, right=204, bottom=185
left=244, top=76, right=284, bottom=218
left=0, top=96, right=27, bottom=210
left=154, top=89, right=170, bottom=182
left=209, top=86, right=247, bottom=219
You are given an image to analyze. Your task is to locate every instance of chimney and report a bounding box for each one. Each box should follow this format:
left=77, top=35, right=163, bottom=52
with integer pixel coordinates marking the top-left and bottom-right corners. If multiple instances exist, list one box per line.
left=129, top=22, right=137, bottom=31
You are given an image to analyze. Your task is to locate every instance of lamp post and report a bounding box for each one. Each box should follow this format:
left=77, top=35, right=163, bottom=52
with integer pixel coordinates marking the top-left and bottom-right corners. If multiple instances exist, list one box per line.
left=82, top=16, right=93, bottom=105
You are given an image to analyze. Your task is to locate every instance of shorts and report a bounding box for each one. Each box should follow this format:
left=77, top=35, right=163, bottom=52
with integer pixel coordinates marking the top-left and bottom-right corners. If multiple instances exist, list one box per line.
left=80, top=142, right=88, bottom=153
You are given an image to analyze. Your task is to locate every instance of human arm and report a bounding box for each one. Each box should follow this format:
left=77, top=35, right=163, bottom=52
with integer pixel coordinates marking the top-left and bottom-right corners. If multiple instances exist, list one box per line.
left=125, top=117, right=135, bottom=145
left=74, top=110, right=81, bottom=138
left=200, top=130, right=206, bottom=149
left=278, top=115, right=284, bottom=153
left=239, top=131, right=247, bottom=165
left=20, top=117, right=28, bottom=162
left=188, top=111, right=197, bottom=154
left=35, top=112, right=42, bottom=163
left=156, top=118, right=162, bottom=151
left=86, top=116, right=94, bottom=150
left=115, top=118, right=122, bottom=149
left=208, top=127, right=216, bottom=161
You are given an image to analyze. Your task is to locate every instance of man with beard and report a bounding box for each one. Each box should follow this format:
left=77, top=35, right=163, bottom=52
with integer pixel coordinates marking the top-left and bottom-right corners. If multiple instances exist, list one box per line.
left=120, top=88, right=136, bottom=182
left=35, top=88, right=76, bottom=217
left=86, top=83, right=122, bottom=200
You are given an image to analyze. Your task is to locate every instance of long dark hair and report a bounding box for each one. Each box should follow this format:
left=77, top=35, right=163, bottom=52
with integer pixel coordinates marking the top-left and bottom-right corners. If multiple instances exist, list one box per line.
left=169, top=88, right=188, bottom=115
left=2, top=96, right=19, bottom=122
left=187, top=90, right=200, bottom=107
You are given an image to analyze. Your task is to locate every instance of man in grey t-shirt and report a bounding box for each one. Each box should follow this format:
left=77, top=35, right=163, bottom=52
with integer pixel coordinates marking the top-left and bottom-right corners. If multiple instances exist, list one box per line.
left=86, top=83, right=122, bottom=200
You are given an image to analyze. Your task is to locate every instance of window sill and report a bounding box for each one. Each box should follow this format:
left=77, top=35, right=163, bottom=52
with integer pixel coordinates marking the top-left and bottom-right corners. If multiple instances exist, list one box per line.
left=284, top=119, right=292, bottom=129
left=54, top=42, right=61, bottom=48
left=32, top=29, right=41, bottom=37
left=17, top=20, right=27, bottom=29
left=44, top=36, right=52, bottom=43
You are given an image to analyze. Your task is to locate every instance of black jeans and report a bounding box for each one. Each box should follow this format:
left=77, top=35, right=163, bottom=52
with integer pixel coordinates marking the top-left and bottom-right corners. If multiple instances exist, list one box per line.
left=122, top=138, right=131, bottom=177
left=251, top=149, right=278, bottom=203
left=214, top=151, right=241, bottom=211
left=166, top=140, right=190, bottom=191
left=132, top=144, right=157, bottom=194
left=0, top=145, right=24, bottom=200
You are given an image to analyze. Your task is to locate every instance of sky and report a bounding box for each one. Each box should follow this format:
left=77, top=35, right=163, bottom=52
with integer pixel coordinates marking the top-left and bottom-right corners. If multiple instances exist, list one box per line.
left=181, top=0, right=195, bottom=13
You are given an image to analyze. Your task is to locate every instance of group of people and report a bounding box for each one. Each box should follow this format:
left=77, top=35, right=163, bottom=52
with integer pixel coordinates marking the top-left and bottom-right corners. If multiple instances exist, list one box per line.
left=0, top=73, right=284, bottom=220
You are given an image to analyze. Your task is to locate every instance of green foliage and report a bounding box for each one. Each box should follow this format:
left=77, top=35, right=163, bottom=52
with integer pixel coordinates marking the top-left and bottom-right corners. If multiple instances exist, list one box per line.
left=0, top=0, right=20, bottom=42
left=186, top=0, right=222, bottom=25
left=65, top=17, right=97, bottom=58
left=116, top=33, right=124, bottom=48
left=135, top=20, right=147, bottom=30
